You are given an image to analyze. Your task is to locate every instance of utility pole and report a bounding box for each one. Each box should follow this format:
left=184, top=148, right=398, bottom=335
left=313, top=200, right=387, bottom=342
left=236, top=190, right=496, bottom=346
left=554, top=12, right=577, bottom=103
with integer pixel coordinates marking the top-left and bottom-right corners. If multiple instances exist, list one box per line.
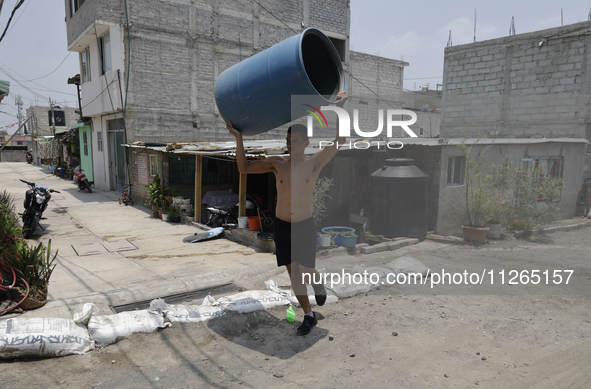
left=15, top=94, right=23, bottom=134
left=49, top=98, right=56, bottom=137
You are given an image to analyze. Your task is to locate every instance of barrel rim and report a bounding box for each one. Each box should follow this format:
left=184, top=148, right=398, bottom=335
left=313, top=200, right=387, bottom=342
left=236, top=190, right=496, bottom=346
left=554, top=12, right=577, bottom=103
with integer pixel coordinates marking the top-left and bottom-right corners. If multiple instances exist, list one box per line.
left=298, top=28, right=344, bottom=104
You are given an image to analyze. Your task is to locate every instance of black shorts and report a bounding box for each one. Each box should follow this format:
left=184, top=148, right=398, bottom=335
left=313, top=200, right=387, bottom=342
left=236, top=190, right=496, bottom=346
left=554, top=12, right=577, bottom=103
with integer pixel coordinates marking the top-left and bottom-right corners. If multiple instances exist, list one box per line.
left=273, top=217, right=317, bottom=268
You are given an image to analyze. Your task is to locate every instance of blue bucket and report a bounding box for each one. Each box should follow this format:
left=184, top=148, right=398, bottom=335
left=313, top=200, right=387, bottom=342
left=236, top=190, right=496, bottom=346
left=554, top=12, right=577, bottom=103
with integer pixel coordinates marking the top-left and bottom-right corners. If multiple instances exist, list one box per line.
left=215, top=28, right=344, bottom=135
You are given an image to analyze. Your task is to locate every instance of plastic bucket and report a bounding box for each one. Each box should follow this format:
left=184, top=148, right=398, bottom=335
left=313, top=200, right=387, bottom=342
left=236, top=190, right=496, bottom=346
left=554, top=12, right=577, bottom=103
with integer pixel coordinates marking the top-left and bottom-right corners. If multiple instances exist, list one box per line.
left=215, top=28, right=344, bottom=135
left=248, top=216, right=261, bottom=231
left=238, top=216, right=249, bottom=229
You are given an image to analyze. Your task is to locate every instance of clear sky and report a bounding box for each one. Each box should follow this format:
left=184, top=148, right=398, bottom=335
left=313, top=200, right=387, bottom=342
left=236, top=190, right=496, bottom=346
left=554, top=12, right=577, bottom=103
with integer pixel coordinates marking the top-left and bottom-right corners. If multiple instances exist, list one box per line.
left=1, top=0, right=589, bottom=133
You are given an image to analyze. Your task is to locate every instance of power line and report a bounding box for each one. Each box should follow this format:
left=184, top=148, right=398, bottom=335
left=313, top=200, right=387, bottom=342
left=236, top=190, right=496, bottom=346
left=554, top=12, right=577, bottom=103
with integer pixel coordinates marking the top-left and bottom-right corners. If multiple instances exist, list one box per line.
left=26, top=52, right=73, bottom=81
left=5, top=0, right=29, bottom=36
left=0, top=0, right=25, bottom=43
left=0, top=61, right=75, bottom=96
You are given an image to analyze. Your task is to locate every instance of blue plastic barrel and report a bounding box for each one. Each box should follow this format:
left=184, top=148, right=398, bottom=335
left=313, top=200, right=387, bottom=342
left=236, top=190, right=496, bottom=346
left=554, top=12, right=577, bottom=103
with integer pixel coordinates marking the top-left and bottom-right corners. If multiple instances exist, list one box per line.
left=215, top=28, right=343, bottom=135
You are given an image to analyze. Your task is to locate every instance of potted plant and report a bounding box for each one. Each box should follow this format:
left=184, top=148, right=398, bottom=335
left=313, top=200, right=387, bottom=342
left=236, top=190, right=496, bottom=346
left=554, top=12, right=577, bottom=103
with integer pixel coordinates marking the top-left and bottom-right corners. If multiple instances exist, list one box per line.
left=168, top=205, right=181, bottom=223
left=318, top=233, right=331, bottom=247
left=456, top=138, right=492, bottom=243
left=145, top=174, right=164, bottom=217
left=340, top=230, right=358, bottom=247
left=5, top=239, right=58, bottom=310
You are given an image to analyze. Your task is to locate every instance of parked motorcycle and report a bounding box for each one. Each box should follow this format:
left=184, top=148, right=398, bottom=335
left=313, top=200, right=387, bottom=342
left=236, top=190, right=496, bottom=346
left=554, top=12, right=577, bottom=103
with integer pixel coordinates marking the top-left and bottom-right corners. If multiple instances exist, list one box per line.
left=19, top=179, right=60, bottom=239
left=25, top=150, right=33, bottom=164
left=206, top=194, right=274, bottom=230
left=74, top=168, right=93, bottom=193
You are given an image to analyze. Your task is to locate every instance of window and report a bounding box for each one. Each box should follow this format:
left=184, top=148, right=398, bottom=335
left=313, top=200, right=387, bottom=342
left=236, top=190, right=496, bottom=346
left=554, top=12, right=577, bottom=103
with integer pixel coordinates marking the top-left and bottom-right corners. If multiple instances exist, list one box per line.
left=97, top=131, right=103, bottom=152
left=419, top=127, right=424, bottom=136
left=447, top=156, right=464, bottom=185
left=70, top=0, right=85, bottom=17
left=99, top=31, right=111, bottom=75
left=80, top=47, right=91, bottom=83
left=149, top=155, right=158, bottom=176
left=171, top=156, right=196, bottom=185
left=83, top=131, right=88, bottom=156
left=132, top=151, right=137, bottom=164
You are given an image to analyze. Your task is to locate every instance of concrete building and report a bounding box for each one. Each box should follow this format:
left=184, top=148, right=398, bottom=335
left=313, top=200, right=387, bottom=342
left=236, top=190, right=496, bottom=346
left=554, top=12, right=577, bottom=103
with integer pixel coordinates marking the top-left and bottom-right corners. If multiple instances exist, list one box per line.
left=26, top=105, right=79, bottom=137
left=432, top=21, right=591, bottom=235
left=25, top=105, right=79, bottom=165
left=64, top=0, right=409, bottom=198
left=402, top=87, right=441, bottom=138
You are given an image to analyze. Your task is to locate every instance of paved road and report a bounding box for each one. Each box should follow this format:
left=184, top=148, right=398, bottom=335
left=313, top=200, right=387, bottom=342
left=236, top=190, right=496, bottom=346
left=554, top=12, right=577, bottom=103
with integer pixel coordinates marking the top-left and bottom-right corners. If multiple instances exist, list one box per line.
left=1, top=162, right=279, bottom=318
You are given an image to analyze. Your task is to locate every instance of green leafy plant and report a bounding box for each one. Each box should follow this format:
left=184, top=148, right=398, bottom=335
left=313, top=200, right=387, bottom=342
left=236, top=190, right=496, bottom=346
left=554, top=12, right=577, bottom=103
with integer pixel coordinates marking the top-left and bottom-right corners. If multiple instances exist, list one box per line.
left=145, top=174, right=167, bottom=209
left=168, top=205, right=180, bottom=219
left=4, top=239, right=58, bottom=296
left=312, top=177, right=334, bottom=227
left=342, top=230, right=357, bottom=237
left=507, top=164, right=563, bottom=229
left=0, top=189, right=21, bottom=254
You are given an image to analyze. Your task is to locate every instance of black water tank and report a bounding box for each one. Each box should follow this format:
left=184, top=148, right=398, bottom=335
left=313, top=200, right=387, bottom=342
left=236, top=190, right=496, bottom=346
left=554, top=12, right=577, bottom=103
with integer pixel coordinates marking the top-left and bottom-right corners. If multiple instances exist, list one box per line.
left=370, top=158, right=429, bottom=238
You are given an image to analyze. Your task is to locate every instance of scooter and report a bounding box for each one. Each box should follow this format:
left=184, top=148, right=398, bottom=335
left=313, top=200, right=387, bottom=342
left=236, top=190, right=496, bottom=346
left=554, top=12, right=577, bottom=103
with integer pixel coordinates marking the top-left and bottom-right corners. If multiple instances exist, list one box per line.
left=25, top=150, right=33, bottom=164
left=19, top=179, right=60, bottom=238
left=74, top=168, right=93, bottom=193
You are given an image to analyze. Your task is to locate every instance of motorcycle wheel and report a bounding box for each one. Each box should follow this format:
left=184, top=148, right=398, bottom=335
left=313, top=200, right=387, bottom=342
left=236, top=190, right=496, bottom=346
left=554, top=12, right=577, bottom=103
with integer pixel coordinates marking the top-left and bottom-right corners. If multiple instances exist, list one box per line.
left=85, top=181, right=92, bottom=193
left=23, top=214, right=38, bottom=238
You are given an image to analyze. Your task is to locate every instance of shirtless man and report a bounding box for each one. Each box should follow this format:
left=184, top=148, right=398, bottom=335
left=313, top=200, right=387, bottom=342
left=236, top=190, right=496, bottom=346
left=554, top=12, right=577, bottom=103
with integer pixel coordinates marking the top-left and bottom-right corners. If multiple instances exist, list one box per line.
left=227, top=91, right=348, bottom=334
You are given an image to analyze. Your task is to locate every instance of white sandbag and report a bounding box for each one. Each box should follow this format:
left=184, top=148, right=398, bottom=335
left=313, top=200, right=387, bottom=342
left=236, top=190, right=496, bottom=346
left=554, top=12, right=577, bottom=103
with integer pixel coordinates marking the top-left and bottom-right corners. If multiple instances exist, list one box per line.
left=73, top=302, right=99, bottom=325
left=264, top=279, right=339, bottom=307
left=0, top=317, right=94, bottom=359
left=384, top=256, right=430, bottom=278
left=87, top=309, right=170, bottom=347
left=215, top=290, right=289, bottom=313
left=149, top=297, right=224, bottom=323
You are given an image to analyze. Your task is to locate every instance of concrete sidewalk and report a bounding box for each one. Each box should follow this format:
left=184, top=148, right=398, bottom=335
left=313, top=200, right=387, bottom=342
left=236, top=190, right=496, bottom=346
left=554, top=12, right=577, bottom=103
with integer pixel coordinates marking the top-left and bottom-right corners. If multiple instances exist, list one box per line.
left=1, top=162, right=284, bottom=319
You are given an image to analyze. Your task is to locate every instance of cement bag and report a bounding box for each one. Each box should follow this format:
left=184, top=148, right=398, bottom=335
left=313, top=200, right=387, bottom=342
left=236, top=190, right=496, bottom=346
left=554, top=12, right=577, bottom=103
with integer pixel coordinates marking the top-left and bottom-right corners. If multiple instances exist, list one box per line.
left=0, top=317, right=94, bottom=359
left=149, top=297, right=224, bottom=323
left=87, top=309, right=170, bottom=347
left=215, top=290, right=289, bottom=313
left=385, top=256, right=430, bottom=278
left=264, top=280, right=338, bottom=307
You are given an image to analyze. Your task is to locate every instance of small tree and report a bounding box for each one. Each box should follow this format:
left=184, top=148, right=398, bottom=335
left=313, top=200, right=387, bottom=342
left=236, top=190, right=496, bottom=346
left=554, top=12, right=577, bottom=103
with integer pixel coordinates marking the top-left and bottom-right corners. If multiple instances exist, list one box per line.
left=312, top=177, right=333, bottom=227
left=456, top=138, right=492, bottom=227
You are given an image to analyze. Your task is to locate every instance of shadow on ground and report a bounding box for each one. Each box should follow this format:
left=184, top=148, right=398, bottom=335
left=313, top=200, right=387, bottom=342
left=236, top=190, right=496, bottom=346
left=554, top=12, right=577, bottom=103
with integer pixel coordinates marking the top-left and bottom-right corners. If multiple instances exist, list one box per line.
left=207, top=308, right=327, bottom=359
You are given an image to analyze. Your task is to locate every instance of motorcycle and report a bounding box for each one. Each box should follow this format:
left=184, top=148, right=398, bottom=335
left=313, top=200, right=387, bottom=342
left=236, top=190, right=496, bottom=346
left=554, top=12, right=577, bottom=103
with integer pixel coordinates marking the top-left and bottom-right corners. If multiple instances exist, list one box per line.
left=74, top=168, right=93, bottom=193
left=25, top=151, right=33, bottom=164
left=206, top=194, right=274, bottom=230
left=19, top=179, right=60, bottom=239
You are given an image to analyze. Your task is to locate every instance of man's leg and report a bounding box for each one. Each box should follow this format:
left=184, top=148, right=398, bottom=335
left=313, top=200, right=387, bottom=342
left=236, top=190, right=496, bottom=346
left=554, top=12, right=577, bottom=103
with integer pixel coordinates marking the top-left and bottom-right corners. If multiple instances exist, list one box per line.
left=285, top=262, right=312, bottom=314
left=286, top=262, right=318, bottom=335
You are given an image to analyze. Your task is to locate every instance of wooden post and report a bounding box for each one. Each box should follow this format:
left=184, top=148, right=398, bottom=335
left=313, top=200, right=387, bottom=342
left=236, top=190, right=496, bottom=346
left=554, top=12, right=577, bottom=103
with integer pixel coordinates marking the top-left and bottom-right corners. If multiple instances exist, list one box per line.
left=238, top=172, right=247, bottom=217
left=194, top=155, right=202, bottom=223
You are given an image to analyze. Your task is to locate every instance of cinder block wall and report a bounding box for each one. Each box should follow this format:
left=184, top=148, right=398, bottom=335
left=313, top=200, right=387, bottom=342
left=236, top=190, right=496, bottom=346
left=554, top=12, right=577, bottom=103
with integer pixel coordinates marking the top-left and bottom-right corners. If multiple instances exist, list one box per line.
left=441, top=21, right=591, bottom=139
left=66, top=0, right=351, bottom=144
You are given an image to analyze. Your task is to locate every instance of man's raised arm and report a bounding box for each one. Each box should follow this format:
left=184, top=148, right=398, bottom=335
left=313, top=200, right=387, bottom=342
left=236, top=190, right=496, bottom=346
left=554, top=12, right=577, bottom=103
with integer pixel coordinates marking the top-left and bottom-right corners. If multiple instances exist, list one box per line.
left=227, top=121, right=275, bottom=174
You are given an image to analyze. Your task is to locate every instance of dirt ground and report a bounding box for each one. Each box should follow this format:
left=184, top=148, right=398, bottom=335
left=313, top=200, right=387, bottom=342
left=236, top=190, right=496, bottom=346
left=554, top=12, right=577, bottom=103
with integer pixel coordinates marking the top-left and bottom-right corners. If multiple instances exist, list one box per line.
left=1, top=227, right=590, bottom=389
